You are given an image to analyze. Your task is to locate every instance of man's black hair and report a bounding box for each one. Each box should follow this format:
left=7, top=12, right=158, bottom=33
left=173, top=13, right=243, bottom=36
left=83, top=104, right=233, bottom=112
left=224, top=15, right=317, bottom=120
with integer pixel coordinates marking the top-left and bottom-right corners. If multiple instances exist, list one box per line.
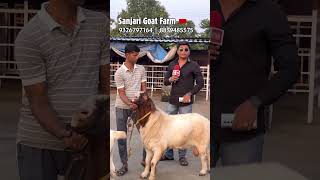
left=125, top=43, right=140, bottom=53
left=176, top=41, right=190, bottom=49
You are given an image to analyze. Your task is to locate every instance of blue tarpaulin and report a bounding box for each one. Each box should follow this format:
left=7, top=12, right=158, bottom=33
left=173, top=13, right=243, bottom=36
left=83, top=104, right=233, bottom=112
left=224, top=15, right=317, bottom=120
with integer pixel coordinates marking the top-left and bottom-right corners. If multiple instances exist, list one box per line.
left=110, top=42, right=176, bottom=63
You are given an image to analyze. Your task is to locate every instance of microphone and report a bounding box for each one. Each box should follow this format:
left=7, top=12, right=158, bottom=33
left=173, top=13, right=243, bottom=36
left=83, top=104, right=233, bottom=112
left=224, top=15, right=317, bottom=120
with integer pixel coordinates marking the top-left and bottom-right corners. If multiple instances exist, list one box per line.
left=211, top=10, right=222, bottom=28
left=210, top=10, right=224, bottom=46
left=172, top=64, right=180, bottom=83
left=172, top=64, right=180, bottom=77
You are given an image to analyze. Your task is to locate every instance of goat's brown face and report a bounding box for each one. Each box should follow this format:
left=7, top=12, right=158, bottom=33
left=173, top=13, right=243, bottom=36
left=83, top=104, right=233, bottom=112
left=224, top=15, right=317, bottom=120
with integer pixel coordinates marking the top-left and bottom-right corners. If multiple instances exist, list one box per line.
left=135, top=92, right=149, bottom=106
left=132, top=92, right=156, bottom=126
left=71, top=95, right=108, bottom=132
left=134, top=92, right=156, bottom=112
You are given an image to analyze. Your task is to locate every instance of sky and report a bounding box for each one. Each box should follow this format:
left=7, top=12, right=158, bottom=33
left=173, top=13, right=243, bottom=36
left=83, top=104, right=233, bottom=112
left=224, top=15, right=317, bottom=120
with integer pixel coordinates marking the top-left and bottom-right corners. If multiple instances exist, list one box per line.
left=110, top=0, right=210, bottom=33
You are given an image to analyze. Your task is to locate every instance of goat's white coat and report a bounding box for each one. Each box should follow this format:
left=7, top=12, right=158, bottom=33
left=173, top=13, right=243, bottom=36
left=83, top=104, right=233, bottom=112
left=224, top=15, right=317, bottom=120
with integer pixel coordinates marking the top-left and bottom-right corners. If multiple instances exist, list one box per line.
left=110, top=130, right=126, bottom=177
left=139, top=109, right=210, bottom=180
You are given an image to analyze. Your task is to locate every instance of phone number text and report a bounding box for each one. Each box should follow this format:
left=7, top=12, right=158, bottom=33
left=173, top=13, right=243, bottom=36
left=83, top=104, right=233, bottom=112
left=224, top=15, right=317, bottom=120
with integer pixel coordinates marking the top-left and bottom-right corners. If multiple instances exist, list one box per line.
left=159, top=27, right=194, bottom=33
left=118, top=28, right=153, bottom=33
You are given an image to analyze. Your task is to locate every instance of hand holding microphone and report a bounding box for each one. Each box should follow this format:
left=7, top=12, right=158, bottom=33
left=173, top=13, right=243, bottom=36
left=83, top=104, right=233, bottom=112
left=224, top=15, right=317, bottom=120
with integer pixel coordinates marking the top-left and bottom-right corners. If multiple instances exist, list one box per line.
left=170, top=65, right=180, bottom=83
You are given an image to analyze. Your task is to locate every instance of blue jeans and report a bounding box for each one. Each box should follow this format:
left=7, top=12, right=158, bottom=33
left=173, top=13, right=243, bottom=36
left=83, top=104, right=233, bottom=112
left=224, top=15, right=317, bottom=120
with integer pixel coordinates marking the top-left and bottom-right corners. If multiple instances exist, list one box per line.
left=116, top=108, right=147, bottom=162
left=115, top=108, right=132, bottom=163
left=211, top=134, right=264, bottom=169
left=164, top=103, right=192, bottom=159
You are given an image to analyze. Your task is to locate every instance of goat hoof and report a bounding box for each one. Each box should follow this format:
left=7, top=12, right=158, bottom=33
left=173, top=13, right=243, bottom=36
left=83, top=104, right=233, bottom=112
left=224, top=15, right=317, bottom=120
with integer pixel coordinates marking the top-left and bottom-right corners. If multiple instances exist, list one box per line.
left=140, top=174, right=148, bottom=179
left=199, top=169, right=207, bottom=176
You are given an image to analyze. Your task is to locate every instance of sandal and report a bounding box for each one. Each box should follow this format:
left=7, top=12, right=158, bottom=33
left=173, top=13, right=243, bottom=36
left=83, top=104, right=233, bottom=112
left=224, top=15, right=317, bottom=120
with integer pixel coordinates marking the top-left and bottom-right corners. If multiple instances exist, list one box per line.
left=179, top=157, right=189, bottom=166
left=116, top=164, right=128, bottom=176
left=160, top=155, right=174, bottom=161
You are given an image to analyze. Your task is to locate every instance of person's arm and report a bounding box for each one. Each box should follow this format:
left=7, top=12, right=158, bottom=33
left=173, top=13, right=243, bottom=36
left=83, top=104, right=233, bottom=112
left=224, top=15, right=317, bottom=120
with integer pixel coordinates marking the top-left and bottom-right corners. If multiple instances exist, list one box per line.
left=164, top=63, right=174, bottom=86
left=141, top=82, right=147, bottom=92
left=233, top=3, right=299, bottom=131
left=141, top=66, right=147, bottom=92
left=119, top=89, right=135, bottom=103
left=189, top=63, right=204, bottom=95
left=25, top=84, right=87, bottom=149
left=250, top=3, right=299, bottom=107
left=118, top=88, right=137, bottom=109
left=15, top=28, right=87, bottom=150
left=115, top=71, right=137, bottom=109
left=24, top=83, right=70, bottom=138
left=14, top=34, right=69, bottom=139
left=182, top=63, right=204, bottom=103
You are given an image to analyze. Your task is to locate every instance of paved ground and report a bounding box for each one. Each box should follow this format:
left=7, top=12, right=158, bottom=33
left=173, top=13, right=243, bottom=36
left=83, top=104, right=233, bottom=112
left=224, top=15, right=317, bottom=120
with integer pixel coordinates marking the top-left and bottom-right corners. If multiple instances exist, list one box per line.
left=0, top=79, right=320, bottom=180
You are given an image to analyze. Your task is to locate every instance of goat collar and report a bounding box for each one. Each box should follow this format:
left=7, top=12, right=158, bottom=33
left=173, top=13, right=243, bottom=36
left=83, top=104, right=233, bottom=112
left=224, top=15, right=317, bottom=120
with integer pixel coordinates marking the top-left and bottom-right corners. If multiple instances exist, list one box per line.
left=135, top=111, right=152, bottom=126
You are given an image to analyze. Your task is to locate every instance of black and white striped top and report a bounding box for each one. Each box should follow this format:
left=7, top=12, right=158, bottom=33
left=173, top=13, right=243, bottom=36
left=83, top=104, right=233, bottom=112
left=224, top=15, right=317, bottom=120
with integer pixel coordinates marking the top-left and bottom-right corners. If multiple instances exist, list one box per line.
left=114, top=63, right=147, bottom=109
left=14, top=2, right=109, bottom=150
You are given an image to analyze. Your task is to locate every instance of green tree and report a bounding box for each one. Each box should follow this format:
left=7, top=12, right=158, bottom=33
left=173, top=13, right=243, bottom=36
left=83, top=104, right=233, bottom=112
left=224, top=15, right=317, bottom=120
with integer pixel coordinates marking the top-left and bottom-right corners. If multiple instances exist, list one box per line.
left=186, top=18, right=209, bottom=50
left=199, top=18, right=210, bottom=38
left=110, top=18, right=122, bottom=37
left=111, top=0, right=169, bottom=37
